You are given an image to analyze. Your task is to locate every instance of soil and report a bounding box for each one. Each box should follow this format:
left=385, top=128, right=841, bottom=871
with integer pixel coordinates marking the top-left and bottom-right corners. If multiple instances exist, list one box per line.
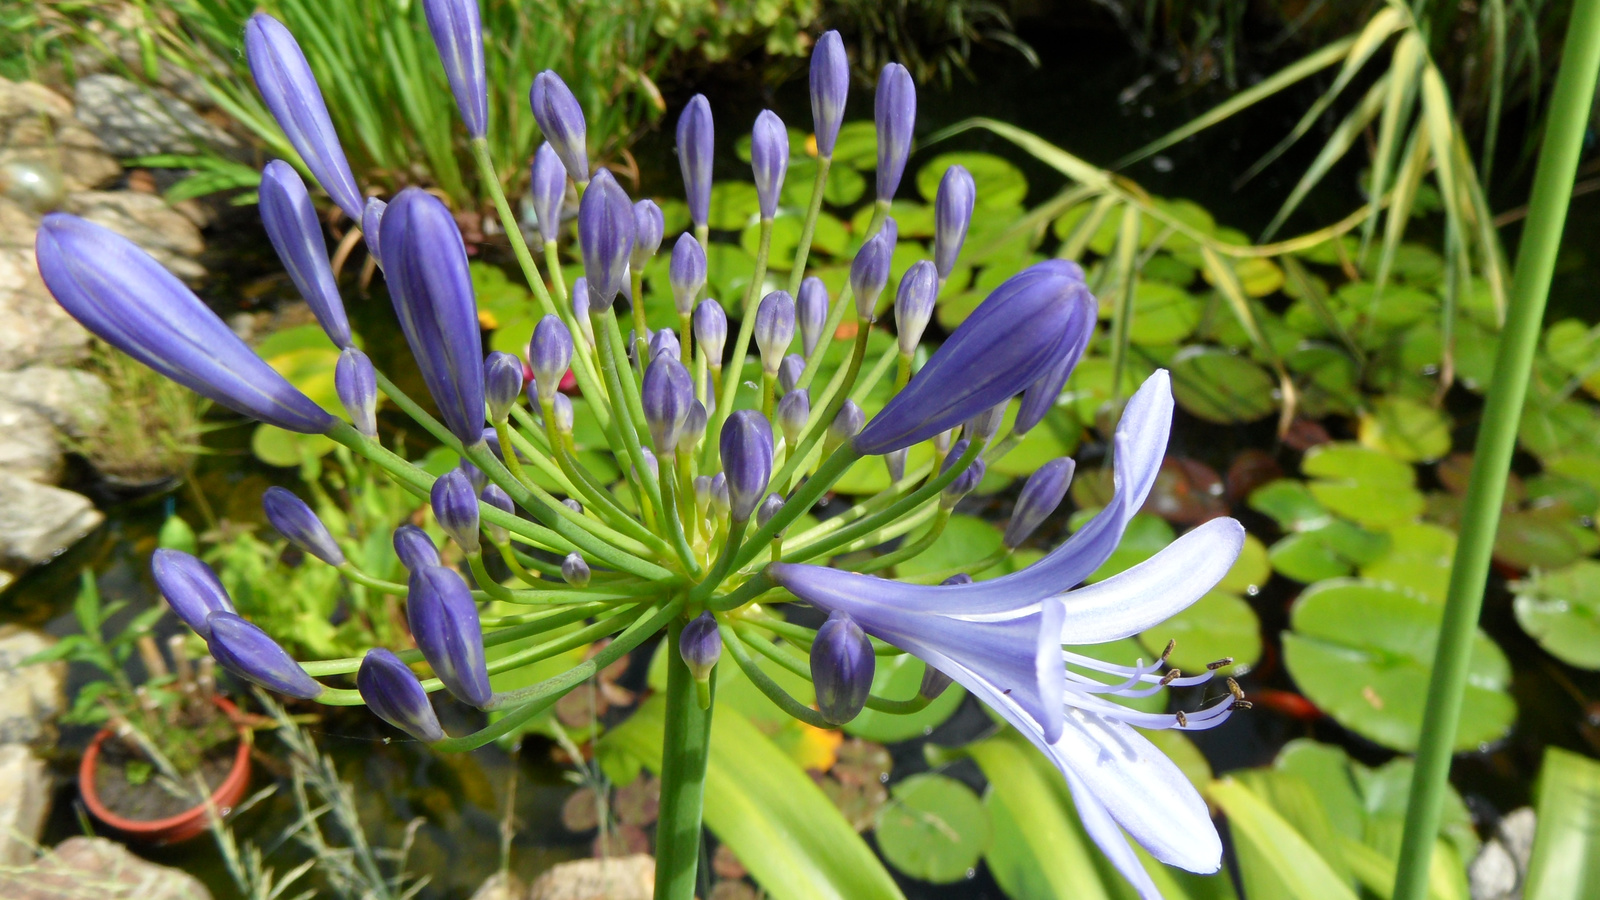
left=91, top=738, right=239, bottom=822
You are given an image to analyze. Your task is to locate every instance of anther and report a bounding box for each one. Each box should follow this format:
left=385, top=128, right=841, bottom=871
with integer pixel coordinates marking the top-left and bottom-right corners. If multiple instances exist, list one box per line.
left=1158, top=669, right=1182, bottom=686
left=1226, top=677, right=1244, bottom=701
left=1175, top=710, right=1188, bottom=728
left=1160, top=640, right=1175, bottom=663
left=1207, top=657, right=1234, bottom=671
left=1234, top=700, right=1253, bottom=710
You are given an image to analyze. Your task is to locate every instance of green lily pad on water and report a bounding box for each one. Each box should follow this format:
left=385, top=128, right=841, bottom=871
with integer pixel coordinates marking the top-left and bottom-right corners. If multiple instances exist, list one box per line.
left=915, top=152, right=1029, bottom=210
left=1302, top=442, right=1424, bottom=528
left=874, top=773, right=991, bottom=883
left=1138, top=589, right=1261, bottom=673
left=1513, top=560, right=1600, bottom=670
left=1129, top=280, right=1204, bottom=346
left=1358, top=396, right=1452, bottom=462
left=895, top=514, right=1004, bottom=579
left=1168, top=346, right=1278, bottom=424
left=1217, top=533, right=1271, bottom=594
left=1283, top=578, right=1515, bottom=752
left=1357, top=522, right=1456, bottom=602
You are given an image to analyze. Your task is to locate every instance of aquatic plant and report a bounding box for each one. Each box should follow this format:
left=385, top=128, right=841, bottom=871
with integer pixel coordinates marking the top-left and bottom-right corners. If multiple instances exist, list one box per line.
left=34, top=10, right=1249, bottom=899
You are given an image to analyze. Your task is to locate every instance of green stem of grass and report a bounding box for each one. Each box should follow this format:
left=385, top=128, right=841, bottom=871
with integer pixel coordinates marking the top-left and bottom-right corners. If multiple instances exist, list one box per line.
left=653, top=615, right=715, bottom=900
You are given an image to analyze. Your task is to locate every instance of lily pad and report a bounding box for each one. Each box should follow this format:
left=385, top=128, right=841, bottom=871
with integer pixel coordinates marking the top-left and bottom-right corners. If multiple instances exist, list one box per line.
left=1168, top=346, right=1278, bottom=424
left=708, top=181, right=762, bottom=231
left=1138, top=589, right=1261, bottom=673
left=1512, top=560, right=1600, bottom=669
left=1358, top=396, right=1452, bottom=462
left=874, top=773, right=991, bottom=883
left=1129, top=280, right=1204, bottom=346
left=1283, top=578, right=1515, bottom=752
left=1269, top=532, right=1351, bottom=583
left=1302, top=443, right=1425, bottom=528
left=896, top=515, right=1004, bottom=579
left=1358, top=522, right=1456, bottom=602
left=915, top=152, right=1028, bottom=210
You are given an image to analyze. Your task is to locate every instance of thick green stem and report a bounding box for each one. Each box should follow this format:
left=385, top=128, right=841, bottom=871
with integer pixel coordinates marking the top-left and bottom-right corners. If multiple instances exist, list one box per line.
left=1392, top=5, right=1600, bottom=899
left=653, top=617, right=715, bottom=900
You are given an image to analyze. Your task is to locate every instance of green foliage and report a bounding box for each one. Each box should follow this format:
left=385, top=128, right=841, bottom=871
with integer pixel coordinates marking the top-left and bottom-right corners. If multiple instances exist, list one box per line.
left=1525, top=747, right=1600, bottom=899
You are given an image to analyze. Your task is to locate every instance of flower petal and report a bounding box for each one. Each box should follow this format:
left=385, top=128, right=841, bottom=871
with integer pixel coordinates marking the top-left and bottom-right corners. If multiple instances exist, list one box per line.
left=1061, top=767, right=1165, bottom=900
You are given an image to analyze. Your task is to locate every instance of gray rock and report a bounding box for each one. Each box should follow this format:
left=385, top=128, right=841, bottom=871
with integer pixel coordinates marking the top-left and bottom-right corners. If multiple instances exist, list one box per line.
left=1469, top=807, right=1537, bottom=900
left=0, top=744, right=51, bottom=866
left=73, top=74, right=237, bottom=160
left=0, top=626, right=68, bottom=746
left=528, top=855, right=655, bottom=900
left=0, top=397, right=62, bottom=483
left=0, top=366, right=110, bottom=437
left=60, top=190, right=206, bottom=284
left=0, top=836, right=213, bottom=900
left=471, top=872, right=526, bottom=900
left=0, top=243, right=91, bottom=370
left=0, top=474, right=102, bottom=570
left=0, top=78, right=121, bottom=196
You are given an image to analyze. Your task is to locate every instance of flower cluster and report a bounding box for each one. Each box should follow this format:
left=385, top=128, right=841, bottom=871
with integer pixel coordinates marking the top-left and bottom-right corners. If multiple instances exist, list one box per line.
left=36, top=3, right=1244, bottom=896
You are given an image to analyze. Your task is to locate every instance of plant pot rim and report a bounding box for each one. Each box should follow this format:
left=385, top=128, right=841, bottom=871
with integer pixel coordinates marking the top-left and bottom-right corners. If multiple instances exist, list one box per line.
left=78, top=694, right=253, bottom=840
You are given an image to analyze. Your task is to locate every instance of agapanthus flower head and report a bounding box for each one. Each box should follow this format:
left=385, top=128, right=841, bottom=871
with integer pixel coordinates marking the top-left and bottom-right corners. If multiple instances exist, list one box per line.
left=393, top=524, right=441, bottom=571
left=778, top=354, right=805, bottom=393
left=358, top=648, right=445, bottom=742
left=721, top=410, right=773, bottom=522
left=1005, top=457, right=1074, bottom=549
left=1015, top=281, right=1096, bottom=434
left=480, top=484, right=514, bottom=544
left=754, top=290, right=796, bottom=375
left=854, top=260, right=1093, bottom=455
left=850, top=224, right=895, bottom=319
left=431, top=468, right=481, bottom=553
left=933, top=164, right=976, bottom=279
left=263, top=487, right=345, bottom=566
left=244, top=13, right=363, bottom=221
left=751, top=110, right=789, bottom=220
left=206, top=610, right=323, bottom=699
left=579, top=170, right=635, bottom=311
left=809, top=30, right=849, bottom=158
left=151, top=549, right=235, bottom=639
left=531, top=70, right=588, bottom=182
left=680, top=612, right=722, bottom=682
left=38, top=215, right=336, bottom=434
left=527, top=315, right=574, bottom=402
left=562, top=552, right=591, bottom=587
left=777, top=388, right=810, bottom=447
left=379, top=187, right=486, bottom=447
left=407, top=565, right=491, bottom=706
left=670, top=234, right=707, bottom=316
left=362, top=197, right=386, bottom=259
left=259, top=160, right=351, bottom=348
left=643, top=352, right=695, bottom=453
left=484, top=351, right=524, bottom=423
left=647, top=328, right=679, bottom=363
left=894, top=259, right=938, bottom=356
left=530, top=143, right=567, bottom=245
left=874, top=63, right=916, bottom=203
left=811, top=611, right=874, bottom=725
left=632, top=199, right=665, bottom=269
left=694, top=299, right=727, bottom=366
left=677, top=94, right=714, bottom=228
left=939, top=440, right=986, bottom=505
left=421, top=0, right=486, bottom=138
left=797, top=277, right=829, bottom=356
left=772, top=372, right=1244, bottom=897
left=336, top=346, right=378, bottom=437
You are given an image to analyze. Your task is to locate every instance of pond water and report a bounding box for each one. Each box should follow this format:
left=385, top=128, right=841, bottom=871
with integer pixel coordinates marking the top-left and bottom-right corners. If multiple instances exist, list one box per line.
left=7, top=7, right=1600, bottom=899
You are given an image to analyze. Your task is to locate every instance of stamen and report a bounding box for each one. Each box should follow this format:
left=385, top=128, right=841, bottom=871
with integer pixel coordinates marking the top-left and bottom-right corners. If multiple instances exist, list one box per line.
left=1207, top=657, right=1234, bottom=671
left=1158, top=669, right=1182, bottom=686
left=1175, top=710, right=1188, bottom=728
left=1159, top=640, right=1175, bottom=663
left=1234, top=700, right=1253, bottom=710
left=1226, top=677, right=1244, bottom=701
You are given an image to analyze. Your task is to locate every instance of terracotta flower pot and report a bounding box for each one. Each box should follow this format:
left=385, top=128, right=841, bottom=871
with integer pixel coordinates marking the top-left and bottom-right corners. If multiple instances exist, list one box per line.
left=78, top=696, right=253, bottom=845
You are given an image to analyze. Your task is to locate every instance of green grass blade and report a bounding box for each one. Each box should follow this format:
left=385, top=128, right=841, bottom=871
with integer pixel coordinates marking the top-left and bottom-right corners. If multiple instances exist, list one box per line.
left=1524, top=747, right=1600, bottom=900
left=1059, top=192, right=1121, bottom=261
left=1210, top=778, right=1361, bottom=900
left=929, top=118, right=1111, bottom=188
left=1482, top=0, right=1508, bottom=187
left=1360, top=31, right=1425, bottom=261
left=1261, top=73, right=1391, bottom=240
left=1107, top=204, right=1141, bottom=402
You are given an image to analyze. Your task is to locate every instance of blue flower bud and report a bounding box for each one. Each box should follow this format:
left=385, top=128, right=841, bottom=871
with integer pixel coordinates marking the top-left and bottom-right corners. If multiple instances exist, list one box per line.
left=244, top=14, right=363, bottom=221
left=358, top=647, right=445, bottom=742
left=694, top=299, right=727, bottom=366
left=778, top=354, right=805, bottom=394
left=934, top=164, right=975, bottom=279
left=570, top=278, right=596, bottom=346
left=422, top=0, right=486, bottom=138
left=562, top=498, right=583, bottom=514
left=1015, top=283, right=1095, bottom=434
left=262, top=487, right=345, bottom=565
left=259, top=160, right=351, bottom=348
left=579, top=170, right=635, bottom=311
left=940, top=440, right=986, bottom=505
left=526, top=314, right=574, bottom=403
left=965, top=402, right=1006, bottom=443
left=393, top=524, right=440, bottom=572
left=531, top=71, right=588, bottom=183
left=677, top=94, right=714, bottom=228
left=406, top=565, right=491, bottom=706
left=850, top=226, right=894, bottom=319
left=709, top=472, right=730, bottom=517
left=362, top=197, right=386, bottom=260
left=458, top=458, right=487, bottom=493
left=810, top=31, right=849, bottom=158
left=884, top=447, right=908, bottom=483
left=550, top=392, right=574, bottom=435
left=755, top=493, right=786, bottom=532
left=797, top=277, right=829, bottom=356
left=530, top=143, right=567, bottom=245
left=670, top=234, right=707, bottom=316
left=562, top=552, right=590, bottom=587
left=151, top=549, right=235, bottom=639
left=754, top=290, right=796, bottom=375
left=206, top=611, right=323, bottom=699
left=336, top=346, right=378, bottom=437
left=811, top=610, right=873, bottom=725
left=636, top=447, right=660, bottom=483
left=874, top=63, right=916, bottom=203
left=919, top=665, right=953, bottom=700
left=720, top=410, right=773, bottom=522
left=679, top=612, right=722, bottom=682
left=683, top=400, right=708, bottom=449
left=1004, top=456, right=1074, bottom=548
left=431, top=469, right=480, bottom=553
left=828, top=399, right=865, bottom=447
left=933, top=428, right=954, bottom=454
left=941, top=573, right=974, bottom=585
left=649, top=327, right=681, bottom=362
left=480, top=484, right=514, bottom=544
left=643, top=353, right=695, bottom=453
left=894, top=259, right=938, bottom=356
left=484, top=351, right=523, bottom=423
left=751, top=110, right=788, bottom=220
left=379, top=188, right=486, bottom=447
left=776, top=388, right=809, bottom=447
left=632, top=199, right=665, bottom=270
left=693, top=475, right=714, bottom=511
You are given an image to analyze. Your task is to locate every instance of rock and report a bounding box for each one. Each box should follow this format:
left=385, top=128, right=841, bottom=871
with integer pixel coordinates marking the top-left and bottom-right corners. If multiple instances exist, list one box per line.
left=0, top=744, right=51, bottom=866
left=528, top=855, right=655, bottom=900
left=0, top=626, right=68, bottom=746
left=60, top=191, right=206, bottom=284
left=0, top=474, right=102, bottom=570
left=0, top=397, right=62, bottom=483
left=0, top=836, right=213, bottom=900
left=0, top=366, right=110, bottom=436
left=0, top=78, right=121, bottom=196
left=1469, top=807, right=1537, bottom=900
left=73, top=74, right=237, bottom=159
left=471, top=871, right=526, bottom=900
left=0, top=243, right=91, bottom=370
